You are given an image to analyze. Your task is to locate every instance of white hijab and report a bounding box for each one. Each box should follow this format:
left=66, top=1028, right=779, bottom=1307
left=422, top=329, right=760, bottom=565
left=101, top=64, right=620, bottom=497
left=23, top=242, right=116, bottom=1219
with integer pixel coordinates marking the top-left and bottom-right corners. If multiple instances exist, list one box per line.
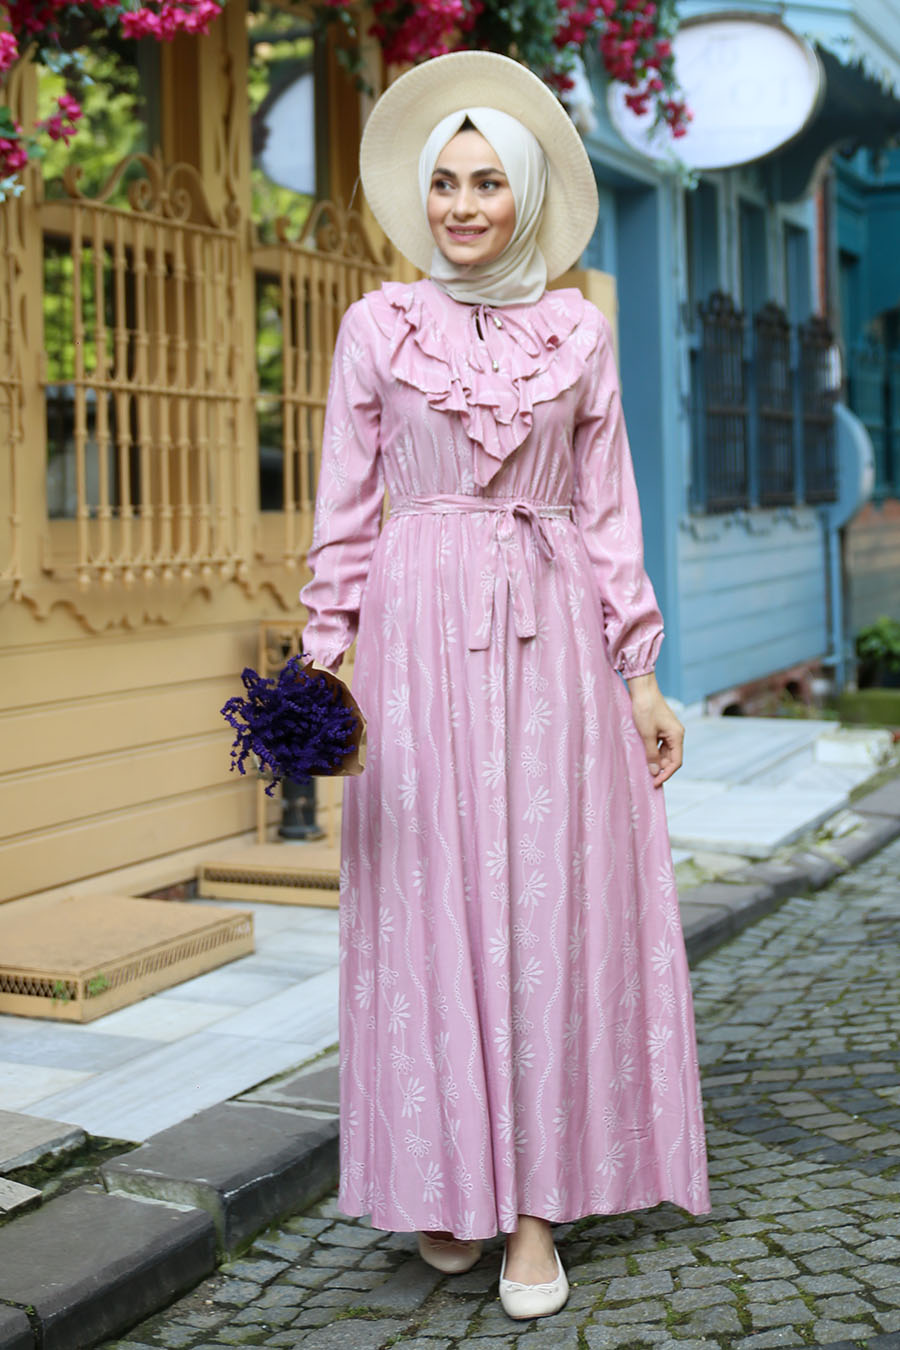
left=417, top=107, right=549, bottom=307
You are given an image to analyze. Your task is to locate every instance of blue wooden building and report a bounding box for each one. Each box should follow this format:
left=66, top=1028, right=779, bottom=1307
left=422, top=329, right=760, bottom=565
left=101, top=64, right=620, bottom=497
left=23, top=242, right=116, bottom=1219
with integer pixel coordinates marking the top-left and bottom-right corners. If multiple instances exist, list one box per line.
left=580, top=0, right=900, bottom=707
left=836, top=145, right=900, bottom=630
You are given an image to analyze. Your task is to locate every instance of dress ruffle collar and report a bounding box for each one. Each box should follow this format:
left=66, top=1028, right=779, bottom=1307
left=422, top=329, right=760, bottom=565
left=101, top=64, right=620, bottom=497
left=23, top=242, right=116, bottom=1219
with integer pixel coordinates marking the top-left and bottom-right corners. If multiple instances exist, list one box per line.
left=369, top=280, right=597, bottom=487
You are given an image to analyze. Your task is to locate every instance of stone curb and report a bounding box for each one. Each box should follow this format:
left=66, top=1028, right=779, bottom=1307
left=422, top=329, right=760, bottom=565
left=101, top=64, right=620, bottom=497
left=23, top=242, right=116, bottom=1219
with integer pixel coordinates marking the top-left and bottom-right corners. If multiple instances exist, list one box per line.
left=0, top=1309, right=31, bottom=1350
left=101, top=1101, right=339, bottom=1255
left=0, top=1187, right=216, bottom=1350
left=678, top=777, right=900, bottom=964
left=1, top=778, right=897, bottom=1350
left=0, top=1101, right=340, bottom=1349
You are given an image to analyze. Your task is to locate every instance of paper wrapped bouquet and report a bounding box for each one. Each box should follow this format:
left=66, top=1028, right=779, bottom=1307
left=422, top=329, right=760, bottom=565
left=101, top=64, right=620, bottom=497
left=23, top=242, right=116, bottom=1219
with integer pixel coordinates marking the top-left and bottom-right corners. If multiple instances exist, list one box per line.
left=221, top=655, right=365, bottom=795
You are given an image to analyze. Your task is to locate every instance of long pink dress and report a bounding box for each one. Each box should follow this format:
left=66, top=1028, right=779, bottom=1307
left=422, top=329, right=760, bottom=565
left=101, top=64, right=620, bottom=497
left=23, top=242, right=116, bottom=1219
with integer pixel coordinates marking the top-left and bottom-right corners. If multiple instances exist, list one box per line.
left=301, top=279, right=710, bottom=1238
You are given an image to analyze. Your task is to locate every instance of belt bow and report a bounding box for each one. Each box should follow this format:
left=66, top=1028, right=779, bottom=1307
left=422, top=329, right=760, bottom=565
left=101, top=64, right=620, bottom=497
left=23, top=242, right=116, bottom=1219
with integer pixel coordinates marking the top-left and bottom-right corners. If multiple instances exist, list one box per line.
left=390, top=493, right=571, bottom=650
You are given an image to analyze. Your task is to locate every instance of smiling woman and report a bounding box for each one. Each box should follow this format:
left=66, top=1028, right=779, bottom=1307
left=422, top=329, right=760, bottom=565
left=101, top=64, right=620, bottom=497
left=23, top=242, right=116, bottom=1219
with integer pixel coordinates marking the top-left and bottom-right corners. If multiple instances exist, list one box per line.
left=417, top=104, right=550, bottom=306
left=426, top=127, right=516, bottom=266
left=300, top=48, right=709, bottom=1327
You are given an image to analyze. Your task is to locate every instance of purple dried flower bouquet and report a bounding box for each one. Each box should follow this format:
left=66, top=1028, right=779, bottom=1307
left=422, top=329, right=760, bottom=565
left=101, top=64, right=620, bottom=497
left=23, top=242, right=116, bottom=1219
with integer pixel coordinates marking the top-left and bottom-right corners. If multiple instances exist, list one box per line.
left=221, top=656, right=364, bottom=795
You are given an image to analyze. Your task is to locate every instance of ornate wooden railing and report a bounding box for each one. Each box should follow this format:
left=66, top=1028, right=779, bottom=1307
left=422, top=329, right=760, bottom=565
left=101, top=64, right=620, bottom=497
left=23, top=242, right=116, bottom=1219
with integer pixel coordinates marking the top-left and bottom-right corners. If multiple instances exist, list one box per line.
left=252, top=199, right=392, bottom=568
left=0, top=119, right=394, bottom=620
left=40, top=151, right=248, bottom=588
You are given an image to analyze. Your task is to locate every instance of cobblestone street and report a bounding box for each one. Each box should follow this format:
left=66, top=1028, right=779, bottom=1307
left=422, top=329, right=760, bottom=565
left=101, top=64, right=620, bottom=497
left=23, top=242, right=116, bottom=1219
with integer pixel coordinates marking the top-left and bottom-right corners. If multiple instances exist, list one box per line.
left=108, top=838, right=900, bottom=1350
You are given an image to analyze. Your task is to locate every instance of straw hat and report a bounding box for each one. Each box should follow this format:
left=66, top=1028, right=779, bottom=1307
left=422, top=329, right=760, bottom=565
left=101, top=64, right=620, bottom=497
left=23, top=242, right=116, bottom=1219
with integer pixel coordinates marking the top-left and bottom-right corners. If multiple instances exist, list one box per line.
left=359, top=51, right=599, bottom=280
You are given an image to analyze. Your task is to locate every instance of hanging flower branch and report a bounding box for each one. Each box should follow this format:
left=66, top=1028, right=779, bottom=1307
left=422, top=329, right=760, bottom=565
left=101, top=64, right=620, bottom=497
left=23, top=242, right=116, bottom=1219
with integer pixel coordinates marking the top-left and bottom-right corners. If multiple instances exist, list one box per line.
left=330, top=0, right=688, bottom=139
left=0, top=0, right=222, bottom=196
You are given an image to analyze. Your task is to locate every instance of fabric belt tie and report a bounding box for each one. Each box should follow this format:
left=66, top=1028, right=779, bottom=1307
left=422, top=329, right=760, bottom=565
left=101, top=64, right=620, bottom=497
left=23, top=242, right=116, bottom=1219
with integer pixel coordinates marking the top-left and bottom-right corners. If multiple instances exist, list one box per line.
left=389, top=493, right=573, bottom=650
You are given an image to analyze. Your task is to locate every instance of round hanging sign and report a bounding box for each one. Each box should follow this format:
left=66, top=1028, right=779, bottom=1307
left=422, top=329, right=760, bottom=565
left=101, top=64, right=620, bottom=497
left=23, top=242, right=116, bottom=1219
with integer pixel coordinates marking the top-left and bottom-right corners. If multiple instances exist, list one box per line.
left=608, top=13, right=824, bottom=170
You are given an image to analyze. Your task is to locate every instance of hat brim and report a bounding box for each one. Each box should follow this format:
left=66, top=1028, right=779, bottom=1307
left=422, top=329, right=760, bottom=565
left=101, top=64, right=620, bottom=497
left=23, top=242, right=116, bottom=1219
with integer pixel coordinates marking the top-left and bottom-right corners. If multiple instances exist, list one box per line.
left=360, top=51, right=599, bottom=282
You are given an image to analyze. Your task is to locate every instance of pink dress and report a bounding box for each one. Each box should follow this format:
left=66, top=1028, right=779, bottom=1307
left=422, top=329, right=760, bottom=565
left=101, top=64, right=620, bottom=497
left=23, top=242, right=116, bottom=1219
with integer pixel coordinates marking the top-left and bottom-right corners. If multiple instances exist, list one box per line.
left=301, top=279, right=710, bottom=1238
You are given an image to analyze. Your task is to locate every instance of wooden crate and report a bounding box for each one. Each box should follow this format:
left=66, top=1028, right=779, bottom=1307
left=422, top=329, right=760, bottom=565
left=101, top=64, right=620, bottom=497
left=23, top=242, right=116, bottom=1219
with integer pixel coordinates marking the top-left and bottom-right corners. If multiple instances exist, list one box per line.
left=0, top=894, right=254, bottom=1023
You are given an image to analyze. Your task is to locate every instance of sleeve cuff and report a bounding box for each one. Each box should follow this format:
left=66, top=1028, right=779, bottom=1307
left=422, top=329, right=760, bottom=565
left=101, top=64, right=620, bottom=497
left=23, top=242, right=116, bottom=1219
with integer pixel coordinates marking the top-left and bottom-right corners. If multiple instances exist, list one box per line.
left=614, top=630, right=664, bottom=679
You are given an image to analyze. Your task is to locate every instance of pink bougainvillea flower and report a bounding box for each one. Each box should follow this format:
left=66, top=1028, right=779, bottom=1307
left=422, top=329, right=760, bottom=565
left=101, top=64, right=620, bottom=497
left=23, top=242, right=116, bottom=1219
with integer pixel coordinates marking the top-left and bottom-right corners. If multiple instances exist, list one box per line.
left=0, top=29, right=18, bottom=71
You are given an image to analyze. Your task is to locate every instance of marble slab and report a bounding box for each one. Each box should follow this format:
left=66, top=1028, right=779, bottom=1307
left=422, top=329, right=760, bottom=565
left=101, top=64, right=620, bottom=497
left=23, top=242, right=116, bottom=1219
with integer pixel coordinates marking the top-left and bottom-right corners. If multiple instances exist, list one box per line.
left=0, top=1024, right=158, bottom=1071
left=767, top=763, right=873, bottom=796
left=663, top=778, right=728, bottom=821
left=252, top=929, right=340, bottom=964
left=26, top=1031, right=318, bottom=1141
left=155, top=967, right=295, bottom=1007
left=681, top=718, right=833, bottom=785
left=76, top=997, right=243, bottom=1044
left=212, top=967, right=339, bottom=1049
left=194, top=897, right=340, bottom=934
left=0, top=1108, right=85, bottom=1172
left=0, top=1062, right=92, bottom=1112
left=238, top=930, right=340, bottom=981
left=667, top=784, right=849, bottom=858
left=233, top=907, right=340, bottom=941
left=0, top=1176, right=41, bottom=1214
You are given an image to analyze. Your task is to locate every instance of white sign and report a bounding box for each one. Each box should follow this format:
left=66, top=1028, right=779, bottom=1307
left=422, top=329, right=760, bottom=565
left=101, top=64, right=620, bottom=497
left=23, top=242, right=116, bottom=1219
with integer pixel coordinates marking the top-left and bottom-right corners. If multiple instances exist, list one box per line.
left=608, top=14, right=823, bottom=170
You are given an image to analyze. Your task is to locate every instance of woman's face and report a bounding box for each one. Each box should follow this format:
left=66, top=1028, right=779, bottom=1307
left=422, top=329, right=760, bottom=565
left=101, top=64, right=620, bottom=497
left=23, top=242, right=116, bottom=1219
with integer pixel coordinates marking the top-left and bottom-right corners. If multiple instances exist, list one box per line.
left=427, top=129, right=516, bottom=267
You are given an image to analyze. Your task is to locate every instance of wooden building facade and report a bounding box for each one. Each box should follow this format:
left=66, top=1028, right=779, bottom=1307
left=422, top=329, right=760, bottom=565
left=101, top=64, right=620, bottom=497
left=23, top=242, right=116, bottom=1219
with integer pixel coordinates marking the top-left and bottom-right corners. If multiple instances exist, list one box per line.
left=0, top=1, right=396, bottom=902
left=0, top=8, right=616, bottom=905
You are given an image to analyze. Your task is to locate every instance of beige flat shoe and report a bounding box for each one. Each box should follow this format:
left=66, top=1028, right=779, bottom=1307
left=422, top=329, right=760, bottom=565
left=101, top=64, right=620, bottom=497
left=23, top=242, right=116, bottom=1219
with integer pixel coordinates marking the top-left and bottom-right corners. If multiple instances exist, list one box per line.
left=499, top=1246, right=569, bottom=1319
left=417, top=1231, right=483, bottom=1274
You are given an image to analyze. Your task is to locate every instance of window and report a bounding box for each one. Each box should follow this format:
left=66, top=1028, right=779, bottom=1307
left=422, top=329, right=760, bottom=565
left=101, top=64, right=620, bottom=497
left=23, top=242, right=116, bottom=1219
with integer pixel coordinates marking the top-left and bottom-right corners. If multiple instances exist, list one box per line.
left=248, top=3, right=319, bottom=244
left=685, top=181, right=719, bottom=315
left=784, top=224, right=811, bottom=325
left=40, top=39, right=160, bottom=517
left=738, top=200, right=767, bottom=315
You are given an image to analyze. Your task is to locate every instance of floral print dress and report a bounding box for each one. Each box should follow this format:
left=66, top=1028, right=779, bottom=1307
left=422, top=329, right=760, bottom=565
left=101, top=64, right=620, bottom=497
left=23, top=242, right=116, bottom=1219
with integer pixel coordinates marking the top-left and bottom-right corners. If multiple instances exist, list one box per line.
left=300, top=279, right=709, bottom=1237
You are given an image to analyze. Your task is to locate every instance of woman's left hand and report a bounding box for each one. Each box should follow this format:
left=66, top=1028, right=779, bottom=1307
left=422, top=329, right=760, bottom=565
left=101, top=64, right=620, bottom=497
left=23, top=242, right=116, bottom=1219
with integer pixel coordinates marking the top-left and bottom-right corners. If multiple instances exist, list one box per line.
left=625, top=672, right=684, bottom=788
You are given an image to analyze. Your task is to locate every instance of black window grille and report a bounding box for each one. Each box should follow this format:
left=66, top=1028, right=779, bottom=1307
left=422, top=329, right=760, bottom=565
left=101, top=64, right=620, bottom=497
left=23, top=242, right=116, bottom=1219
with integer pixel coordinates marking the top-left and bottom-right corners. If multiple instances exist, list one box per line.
left=690, top=293, right=838, bottom=514
left=694, top=292, right=748, bottom=513
left=755, top=303, right=794, bottom=507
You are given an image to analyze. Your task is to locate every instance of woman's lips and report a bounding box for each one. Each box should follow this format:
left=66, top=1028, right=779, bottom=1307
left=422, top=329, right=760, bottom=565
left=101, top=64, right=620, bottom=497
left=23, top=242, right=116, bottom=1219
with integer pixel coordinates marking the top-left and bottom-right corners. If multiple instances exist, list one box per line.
left=446, top=226, right=487, bottom=237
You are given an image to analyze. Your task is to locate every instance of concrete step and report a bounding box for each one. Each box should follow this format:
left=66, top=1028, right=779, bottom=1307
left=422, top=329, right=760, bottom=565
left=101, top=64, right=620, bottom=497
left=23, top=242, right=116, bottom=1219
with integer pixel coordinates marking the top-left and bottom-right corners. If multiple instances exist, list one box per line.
left=0, top=1186, right=215, bottom=1350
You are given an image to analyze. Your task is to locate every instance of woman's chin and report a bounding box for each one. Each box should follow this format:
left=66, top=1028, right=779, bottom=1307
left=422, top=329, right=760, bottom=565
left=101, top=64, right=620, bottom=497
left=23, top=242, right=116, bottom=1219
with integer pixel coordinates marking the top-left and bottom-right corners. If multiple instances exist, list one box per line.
left=437, top=241, right=502, bottom=267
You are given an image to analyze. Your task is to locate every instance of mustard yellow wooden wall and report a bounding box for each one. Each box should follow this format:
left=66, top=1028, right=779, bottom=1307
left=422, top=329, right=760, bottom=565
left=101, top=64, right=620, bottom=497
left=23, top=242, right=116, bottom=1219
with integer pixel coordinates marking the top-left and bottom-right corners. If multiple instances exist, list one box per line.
left=0, top=10, right=618, bottom=905
left=0, top=0, right=357, bottom=903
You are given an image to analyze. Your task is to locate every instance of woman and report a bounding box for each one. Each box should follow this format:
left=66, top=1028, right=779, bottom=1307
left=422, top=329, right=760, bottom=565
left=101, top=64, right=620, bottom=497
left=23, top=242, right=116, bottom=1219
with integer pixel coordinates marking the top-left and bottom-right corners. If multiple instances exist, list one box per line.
left=300, top=50, right=709, bottom=1321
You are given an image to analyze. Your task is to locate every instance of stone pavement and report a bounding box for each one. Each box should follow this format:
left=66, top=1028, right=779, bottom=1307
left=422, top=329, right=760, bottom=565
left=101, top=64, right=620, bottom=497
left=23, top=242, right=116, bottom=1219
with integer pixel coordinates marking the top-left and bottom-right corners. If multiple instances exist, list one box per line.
left=103, top=837, right=900, bottom=1350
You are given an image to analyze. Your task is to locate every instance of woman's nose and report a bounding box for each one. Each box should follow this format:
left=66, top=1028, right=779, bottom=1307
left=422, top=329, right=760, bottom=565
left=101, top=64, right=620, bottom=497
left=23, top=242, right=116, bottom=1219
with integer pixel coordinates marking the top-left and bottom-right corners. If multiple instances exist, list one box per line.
left=451, top=185, right=477, bottom=217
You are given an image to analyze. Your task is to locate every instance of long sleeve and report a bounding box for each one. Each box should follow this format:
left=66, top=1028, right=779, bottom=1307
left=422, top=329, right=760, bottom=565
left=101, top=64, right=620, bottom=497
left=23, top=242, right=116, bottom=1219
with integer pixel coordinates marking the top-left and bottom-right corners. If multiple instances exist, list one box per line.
left=300, top=300, right=384, bottom=672
left=572, top=311, right=663, bottom=678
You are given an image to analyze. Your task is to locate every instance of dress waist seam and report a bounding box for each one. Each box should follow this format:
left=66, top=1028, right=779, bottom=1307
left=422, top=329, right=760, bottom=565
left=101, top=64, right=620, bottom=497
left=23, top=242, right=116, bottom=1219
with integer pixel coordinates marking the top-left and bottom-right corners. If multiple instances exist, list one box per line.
left=389, top=494, right=574, bottom=519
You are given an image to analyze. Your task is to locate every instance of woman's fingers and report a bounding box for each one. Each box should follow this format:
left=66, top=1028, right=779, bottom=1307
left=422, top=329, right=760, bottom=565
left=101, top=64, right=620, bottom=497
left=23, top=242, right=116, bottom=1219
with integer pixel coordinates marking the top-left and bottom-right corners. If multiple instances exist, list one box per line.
left=652, top=722, right=684, bottom=786
left=629, top=690, right=685, bottom=787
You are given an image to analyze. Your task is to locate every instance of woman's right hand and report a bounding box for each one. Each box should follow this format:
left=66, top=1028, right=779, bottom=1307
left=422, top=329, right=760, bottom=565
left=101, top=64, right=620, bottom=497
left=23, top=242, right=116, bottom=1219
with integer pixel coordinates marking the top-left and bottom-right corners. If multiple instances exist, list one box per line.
left=625, top=672, right=685, bottom=788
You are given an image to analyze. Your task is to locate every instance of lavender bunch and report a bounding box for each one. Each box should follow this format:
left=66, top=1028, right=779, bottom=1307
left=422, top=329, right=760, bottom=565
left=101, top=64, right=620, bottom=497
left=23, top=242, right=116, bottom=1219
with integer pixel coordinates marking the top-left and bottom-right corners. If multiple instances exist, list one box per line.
left=221, top=656, right=360, bottom=795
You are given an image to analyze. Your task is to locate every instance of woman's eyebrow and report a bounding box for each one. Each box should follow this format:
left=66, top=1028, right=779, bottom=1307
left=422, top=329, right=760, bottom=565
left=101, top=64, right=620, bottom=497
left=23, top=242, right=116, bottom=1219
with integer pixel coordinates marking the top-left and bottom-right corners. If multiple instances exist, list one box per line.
left=431, top=165, right=508, bottom=179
